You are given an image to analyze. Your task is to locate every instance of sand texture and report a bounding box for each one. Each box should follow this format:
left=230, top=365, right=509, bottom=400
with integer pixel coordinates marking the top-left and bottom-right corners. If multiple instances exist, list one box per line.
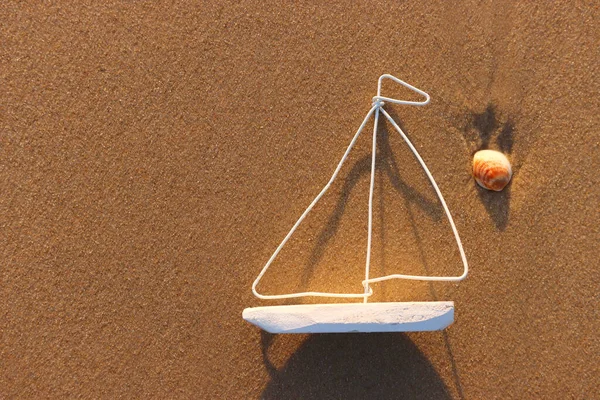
left=1, top=1, right=599, bottom=399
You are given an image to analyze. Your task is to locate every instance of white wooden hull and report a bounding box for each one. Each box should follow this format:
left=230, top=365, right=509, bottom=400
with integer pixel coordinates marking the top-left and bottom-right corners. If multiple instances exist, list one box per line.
left=243, top=301, right=454, bottom=333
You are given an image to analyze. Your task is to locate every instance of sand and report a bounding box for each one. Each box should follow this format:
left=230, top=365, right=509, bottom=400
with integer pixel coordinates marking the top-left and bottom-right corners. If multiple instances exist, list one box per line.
left=1, top=1, right=598, bottom=398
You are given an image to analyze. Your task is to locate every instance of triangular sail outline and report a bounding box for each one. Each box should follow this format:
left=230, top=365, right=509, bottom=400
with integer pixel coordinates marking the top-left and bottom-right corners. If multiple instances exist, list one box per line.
left=251, top=75, right=468, bottom=302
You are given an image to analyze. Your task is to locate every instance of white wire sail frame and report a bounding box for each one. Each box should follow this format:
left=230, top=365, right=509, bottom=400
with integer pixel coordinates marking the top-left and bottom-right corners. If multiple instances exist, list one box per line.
left=251, top=74, right=468, bottom=303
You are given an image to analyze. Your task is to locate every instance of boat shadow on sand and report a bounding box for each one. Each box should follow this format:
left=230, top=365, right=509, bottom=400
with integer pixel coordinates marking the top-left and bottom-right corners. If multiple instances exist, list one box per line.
left=260, top=331, right=459, bottom=399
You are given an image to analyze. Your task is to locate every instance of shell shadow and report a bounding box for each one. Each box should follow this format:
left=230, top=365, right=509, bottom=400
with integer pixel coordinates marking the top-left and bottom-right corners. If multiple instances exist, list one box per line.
left=465, top=103, right=514, bottom=231
left=475, top=181, right=512, bottom=231
left=261, top=331, right=453, bottom=400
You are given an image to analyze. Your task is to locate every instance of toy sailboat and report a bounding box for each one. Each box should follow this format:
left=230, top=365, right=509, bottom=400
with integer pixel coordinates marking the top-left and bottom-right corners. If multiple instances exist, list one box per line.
left=243, top=75, right=468, bottom=333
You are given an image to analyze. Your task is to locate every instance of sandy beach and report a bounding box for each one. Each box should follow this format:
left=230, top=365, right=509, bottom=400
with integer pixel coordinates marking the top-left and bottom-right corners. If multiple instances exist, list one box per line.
left=1, top=2, right=598, bottom=398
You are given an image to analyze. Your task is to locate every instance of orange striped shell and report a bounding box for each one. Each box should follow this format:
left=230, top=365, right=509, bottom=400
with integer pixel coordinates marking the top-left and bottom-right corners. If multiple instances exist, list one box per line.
left=472, top=150, right=512, bottom=191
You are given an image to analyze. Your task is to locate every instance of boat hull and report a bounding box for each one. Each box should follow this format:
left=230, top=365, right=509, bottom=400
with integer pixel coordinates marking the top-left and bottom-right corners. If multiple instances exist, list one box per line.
left=242, top=301, right=454, bottom=333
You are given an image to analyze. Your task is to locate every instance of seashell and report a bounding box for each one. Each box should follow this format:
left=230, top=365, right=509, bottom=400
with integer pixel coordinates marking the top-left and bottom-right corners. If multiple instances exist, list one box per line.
left=472, top=150, right=512, bottom=191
